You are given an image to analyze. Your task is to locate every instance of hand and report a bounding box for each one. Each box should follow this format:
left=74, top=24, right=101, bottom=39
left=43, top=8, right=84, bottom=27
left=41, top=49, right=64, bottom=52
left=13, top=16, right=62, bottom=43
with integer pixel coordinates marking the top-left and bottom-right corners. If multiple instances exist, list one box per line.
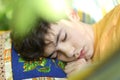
left=64, top=58, right=91, bottom=76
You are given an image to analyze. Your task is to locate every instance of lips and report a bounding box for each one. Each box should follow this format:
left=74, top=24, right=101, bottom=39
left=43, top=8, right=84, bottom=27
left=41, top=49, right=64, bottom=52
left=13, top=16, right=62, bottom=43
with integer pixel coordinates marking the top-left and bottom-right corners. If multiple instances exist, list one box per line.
left=77, top=48, right=85, bottom=59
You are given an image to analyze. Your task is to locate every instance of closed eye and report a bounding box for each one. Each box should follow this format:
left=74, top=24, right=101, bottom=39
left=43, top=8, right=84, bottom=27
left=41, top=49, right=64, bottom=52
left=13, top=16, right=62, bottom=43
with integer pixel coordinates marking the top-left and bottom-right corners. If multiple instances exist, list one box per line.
left=62, top=32, right=67, bottom=42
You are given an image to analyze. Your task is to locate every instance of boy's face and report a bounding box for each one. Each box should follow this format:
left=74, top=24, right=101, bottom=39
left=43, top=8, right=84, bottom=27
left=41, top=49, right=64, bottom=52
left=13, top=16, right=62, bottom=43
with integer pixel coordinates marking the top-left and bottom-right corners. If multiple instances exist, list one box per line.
left=44, top=19, right=94, bottom=62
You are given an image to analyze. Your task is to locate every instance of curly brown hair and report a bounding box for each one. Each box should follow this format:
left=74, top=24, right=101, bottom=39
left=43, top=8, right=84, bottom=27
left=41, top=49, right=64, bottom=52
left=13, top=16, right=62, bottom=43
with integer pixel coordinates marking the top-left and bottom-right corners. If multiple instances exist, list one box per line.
left=11, top=20, right=50, bottom=61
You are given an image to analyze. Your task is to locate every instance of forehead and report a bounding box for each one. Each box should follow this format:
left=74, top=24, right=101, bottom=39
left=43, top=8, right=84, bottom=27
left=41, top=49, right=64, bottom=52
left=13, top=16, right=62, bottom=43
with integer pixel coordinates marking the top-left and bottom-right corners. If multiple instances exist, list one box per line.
left=44, top=19, right=73, bottom=44
left=45, top=23, right=60, bottom=43
left=44, top=23, right=61, bottom=54
left=44, top=19, right=73, bottom=54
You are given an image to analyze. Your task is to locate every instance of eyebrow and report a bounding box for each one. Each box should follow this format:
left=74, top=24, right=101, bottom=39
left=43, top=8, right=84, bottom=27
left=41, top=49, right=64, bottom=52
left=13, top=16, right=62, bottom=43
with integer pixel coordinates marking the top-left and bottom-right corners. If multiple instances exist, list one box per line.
left=47, top=29, right=62, bottom=58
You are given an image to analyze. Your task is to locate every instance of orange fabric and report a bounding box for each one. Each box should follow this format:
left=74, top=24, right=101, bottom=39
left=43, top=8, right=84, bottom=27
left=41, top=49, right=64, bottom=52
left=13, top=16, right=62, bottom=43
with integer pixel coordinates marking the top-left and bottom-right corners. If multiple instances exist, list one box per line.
left=92, top=5, right=120, bottom=62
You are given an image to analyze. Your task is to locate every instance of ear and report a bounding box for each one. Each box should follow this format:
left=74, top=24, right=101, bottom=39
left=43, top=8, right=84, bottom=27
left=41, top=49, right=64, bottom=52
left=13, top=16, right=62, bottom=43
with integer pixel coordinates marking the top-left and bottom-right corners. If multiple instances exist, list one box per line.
left=65, top=8, right=80, bottom=22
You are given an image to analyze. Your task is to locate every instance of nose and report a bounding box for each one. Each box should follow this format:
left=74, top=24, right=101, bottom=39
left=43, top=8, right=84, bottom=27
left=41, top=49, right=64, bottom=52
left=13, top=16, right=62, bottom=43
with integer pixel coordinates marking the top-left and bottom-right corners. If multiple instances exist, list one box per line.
left=56, top=42, right=74, bottom=57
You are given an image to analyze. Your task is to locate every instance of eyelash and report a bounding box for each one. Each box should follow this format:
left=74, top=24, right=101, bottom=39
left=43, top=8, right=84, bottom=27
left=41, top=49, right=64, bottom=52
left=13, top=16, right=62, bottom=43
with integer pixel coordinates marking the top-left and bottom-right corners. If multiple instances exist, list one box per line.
left=50, top=32, right=67, bottom=59
left=62, top=33, right=67, bottom=42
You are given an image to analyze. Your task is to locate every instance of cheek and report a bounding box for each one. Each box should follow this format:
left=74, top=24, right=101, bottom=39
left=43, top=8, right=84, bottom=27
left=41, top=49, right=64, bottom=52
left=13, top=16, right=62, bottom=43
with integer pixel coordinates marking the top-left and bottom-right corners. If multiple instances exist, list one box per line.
left=70, top=32, right=84, bottom=46
left=44, top=44, right=55, bottom=56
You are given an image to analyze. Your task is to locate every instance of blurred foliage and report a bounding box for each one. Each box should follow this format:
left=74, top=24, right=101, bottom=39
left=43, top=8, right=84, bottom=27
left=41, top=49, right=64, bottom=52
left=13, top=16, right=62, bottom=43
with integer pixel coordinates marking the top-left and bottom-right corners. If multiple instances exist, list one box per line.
left=10, top=0, right=72, bottom=38
left=0, top=0, right=72, bottom=35
left=0, top=0, right=18, bottom=30
left=0, top=0, right=72, bottom=43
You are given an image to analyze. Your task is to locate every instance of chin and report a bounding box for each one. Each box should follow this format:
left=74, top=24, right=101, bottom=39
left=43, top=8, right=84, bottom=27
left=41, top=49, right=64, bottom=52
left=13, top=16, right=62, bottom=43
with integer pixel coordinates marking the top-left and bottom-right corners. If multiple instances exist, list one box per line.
left=85, top=51, right=93, bottom=60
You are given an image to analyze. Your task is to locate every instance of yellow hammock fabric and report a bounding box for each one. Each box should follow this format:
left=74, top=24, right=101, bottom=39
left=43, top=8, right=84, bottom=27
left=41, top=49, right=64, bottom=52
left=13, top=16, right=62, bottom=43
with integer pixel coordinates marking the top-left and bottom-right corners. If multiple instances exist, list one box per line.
left=68, top=4, right=120, bottom=80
